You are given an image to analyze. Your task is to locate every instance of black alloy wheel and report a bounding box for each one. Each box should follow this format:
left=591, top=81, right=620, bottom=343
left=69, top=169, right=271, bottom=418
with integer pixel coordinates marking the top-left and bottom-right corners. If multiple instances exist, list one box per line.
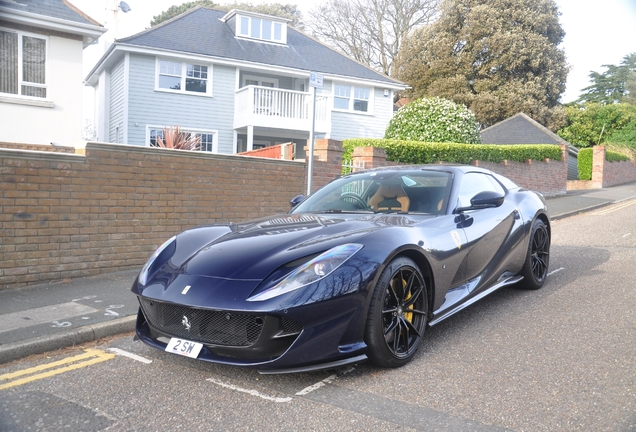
left=519, top=218, right=550, bottom=290
left=366, top=257, right=428, bottom=367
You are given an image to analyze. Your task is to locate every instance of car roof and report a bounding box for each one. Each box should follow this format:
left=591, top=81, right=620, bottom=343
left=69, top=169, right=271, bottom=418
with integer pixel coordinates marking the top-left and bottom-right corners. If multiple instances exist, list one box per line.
left=348, top=164, right=493, bottom=176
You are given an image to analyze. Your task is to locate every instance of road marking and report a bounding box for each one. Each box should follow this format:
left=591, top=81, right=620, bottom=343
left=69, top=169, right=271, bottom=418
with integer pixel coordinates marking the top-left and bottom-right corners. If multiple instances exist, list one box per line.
left=107, top=348, right=152, bottom=364
left=0, top=302, right=99, bottom=334
left=0, top=349, right=114, bottom=391
left=591, top=198, right=636, bottom=215
left=548, top=267, right=564, bottom=276
left=206, top=378, right=292, bottom=403
left=296, top=374, right=337, bottom=395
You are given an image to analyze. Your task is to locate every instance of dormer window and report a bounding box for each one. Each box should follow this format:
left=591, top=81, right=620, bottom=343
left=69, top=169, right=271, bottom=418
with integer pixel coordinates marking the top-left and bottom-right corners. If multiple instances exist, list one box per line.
left=223, top=10, right=288, bottom=44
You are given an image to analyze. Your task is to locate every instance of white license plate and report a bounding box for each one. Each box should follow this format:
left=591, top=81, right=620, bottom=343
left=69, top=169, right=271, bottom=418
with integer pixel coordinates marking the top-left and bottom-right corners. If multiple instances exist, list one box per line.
left=165, top=337, right=203, bottom=359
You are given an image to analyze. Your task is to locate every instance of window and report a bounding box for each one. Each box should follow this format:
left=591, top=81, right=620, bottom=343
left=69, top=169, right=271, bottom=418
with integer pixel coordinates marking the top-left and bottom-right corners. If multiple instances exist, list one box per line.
left=148, top=127, right=217, bottom=153
left=237, top=15, right=286, bottom=43
left=0, top=29, right=47, bottom=98
left=157, top=59, right=211, bottom=95
left=333, top=83, right=371, bottom=113
left=456, top=173, right=505, bottom=208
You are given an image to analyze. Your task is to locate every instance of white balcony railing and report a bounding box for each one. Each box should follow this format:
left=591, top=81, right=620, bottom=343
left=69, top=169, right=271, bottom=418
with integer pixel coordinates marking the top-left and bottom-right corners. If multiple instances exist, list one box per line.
left=234, top=86, right=329, bottom=132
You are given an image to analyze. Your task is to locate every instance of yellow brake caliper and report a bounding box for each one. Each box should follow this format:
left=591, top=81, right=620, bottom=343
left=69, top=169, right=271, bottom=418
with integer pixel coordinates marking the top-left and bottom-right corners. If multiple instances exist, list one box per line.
left=403, top=278, right=414, bottom=322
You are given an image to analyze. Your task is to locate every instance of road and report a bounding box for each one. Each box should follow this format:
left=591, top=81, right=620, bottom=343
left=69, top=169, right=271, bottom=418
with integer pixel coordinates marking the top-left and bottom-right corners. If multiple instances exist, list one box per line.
left=1, top=200, right=635, bottom=431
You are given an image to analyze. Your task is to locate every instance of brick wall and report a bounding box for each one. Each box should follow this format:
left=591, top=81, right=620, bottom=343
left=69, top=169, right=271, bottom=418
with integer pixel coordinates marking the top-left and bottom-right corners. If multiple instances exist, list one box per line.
left=0, top=142, right=77, bottom=154
left=1, top=143, right=306, bottom=290
left=567, top=146, right=636, bottom=190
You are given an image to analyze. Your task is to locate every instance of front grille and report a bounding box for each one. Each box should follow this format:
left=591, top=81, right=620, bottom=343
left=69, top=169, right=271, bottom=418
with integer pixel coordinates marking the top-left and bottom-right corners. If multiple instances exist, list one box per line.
left=138, top=298, right=265, bottom=347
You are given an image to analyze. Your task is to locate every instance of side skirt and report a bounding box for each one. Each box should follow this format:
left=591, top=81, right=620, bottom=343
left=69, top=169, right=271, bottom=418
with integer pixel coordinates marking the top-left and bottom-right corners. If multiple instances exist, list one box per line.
left=428, top=275, right=523, bottom=326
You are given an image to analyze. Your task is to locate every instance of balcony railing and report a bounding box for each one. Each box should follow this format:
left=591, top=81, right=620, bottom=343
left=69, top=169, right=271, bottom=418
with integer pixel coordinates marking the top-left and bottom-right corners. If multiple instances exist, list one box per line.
left=234, top=86, right=329, bottom=132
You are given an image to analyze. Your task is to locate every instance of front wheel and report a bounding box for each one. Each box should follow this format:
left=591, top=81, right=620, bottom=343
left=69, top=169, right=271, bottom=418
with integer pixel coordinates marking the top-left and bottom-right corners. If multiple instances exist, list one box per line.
left=518, top=218, right=550, bottom=290
left=365, top=257, right=428, bottom=368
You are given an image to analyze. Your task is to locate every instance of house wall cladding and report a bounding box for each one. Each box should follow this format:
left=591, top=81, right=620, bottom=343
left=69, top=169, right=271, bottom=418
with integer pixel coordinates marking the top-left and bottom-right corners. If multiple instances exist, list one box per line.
left=0, top=143, right=306, bottom=290
left=126, top=54, right=236, bottom=152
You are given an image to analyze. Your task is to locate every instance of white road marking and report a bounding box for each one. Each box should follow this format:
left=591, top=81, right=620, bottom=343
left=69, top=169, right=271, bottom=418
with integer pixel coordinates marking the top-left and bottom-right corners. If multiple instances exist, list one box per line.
left=107, top=348, right=153, bottom=364
left=206, top=378, right=292, bottom=403
left=622, top=233, right=632, bottom=238
left=548, top=267, right=564, bottom=276
left=0, top=302, right=99, bottom=333
left=295, top=374, right=337, bottom=396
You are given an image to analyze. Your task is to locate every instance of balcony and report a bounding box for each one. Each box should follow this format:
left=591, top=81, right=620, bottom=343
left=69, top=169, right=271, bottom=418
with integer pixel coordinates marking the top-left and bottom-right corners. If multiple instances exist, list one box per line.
left=234, top=86, right=330, bottom=133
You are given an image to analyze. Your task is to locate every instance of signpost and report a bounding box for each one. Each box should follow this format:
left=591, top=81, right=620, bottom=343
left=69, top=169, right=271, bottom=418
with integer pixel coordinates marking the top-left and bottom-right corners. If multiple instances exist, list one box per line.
left=307, top=72, right=323, bottom=196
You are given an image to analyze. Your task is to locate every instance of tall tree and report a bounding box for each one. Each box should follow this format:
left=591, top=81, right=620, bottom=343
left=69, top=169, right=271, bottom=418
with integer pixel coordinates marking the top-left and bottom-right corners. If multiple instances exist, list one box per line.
left=576, top=53, right=636, bottom=105
left=306, top=0, right=439, bottom=76
left=151, top=1, right=304, bottom=29
left=395, top=0, right=568, bottom=130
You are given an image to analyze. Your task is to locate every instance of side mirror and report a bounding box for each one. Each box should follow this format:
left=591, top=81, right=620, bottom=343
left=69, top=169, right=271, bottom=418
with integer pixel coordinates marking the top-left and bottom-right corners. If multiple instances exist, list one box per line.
left=455, top=191, right=504, bottom=213
left=289, top=195, right=305, bottom=209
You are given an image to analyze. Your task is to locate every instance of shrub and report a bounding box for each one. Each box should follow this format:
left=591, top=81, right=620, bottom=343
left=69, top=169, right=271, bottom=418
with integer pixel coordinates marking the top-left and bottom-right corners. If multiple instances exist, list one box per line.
left=577, top=147, right=630, bottom=180
left=385, top=97, right=481, bottom=144
left=343, top=138, right=562, bottom=166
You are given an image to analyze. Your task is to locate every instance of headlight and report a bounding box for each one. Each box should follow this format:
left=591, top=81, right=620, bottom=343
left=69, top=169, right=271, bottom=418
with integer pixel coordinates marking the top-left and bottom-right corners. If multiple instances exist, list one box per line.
left=138, top=236, right=176, bottom=286
left=247, top=243, right=363, bottom=302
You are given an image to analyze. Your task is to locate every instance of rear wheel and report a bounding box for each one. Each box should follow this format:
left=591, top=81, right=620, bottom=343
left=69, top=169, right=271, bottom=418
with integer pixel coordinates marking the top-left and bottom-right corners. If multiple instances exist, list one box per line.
left=519, top=218, right=550, bottom=290
left=365, top=257, right=428, bottom=367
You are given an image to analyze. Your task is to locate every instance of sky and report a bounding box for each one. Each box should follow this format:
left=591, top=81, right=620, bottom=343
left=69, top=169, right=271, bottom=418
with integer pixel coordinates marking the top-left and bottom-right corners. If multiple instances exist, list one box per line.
left=72, top=0, right=636, bottom=124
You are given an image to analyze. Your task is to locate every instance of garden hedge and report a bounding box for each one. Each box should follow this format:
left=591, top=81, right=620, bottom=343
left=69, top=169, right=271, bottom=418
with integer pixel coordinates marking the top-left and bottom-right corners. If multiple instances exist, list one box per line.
left=343, top=138, right=562, bottom=167
left=577, top=147, right=630, bottom=180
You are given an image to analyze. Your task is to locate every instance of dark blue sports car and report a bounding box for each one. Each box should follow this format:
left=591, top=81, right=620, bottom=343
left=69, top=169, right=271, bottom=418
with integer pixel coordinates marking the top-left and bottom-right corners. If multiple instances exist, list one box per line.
left=132, top=165, right=550, bottom=373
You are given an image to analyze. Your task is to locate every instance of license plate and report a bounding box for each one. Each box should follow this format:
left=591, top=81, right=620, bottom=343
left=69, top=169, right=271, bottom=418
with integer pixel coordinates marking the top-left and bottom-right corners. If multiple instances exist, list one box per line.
left=165, top=337, right=203, bottom=359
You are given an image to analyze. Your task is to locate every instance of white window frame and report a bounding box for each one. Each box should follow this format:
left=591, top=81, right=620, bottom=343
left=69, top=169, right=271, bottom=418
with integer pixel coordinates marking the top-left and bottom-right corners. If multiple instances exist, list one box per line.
left=236, top=14, right=287, bottom=44
left=332, top=82, right=373, bottom=114
left=155, top=58, right=213, bottom=97
left=0, top=27, right=49, bottom=100
left=242, top=75, right=279, bottom=88
left=146, top=125, right=219, bottom=153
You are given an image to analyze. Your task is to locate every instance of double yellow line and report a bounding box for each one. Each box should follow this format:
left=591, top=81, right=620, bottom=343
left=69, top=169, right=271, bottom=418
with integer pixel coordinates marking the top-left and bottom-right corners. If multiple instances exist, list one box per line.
left=592, top=198, right=636, bottom=216
left=0, top=348, right=114, bottom=391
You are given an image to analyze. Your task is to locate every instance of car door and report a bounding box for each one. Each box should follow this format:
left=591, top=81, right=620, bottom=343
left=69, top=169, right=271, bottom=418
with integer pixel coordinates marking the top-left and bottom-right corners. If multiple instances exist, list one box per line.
left=454, top=172, right=524, bottom=289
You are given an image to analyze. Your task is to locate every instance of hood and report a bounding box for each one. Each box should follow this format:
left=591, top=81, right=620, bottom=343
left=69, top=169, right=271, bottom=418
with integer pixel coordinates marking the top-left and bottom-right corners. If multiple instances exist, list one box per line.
left=179, top=213, right=425, bottom=280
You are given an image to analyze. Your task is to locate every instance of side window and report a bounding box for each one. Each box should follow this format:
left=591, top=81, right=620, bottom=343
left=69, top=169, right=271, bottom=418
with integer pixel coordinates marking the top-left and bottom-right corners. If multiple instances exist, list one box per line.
left=456, top=173, right=505, bottom=208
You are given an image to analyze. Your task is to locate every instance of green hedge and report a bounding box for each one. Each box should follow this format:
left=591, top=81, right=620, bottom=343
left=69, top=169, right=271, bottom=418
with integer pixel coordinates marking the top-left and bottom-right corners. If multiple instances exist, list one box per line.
left=343, top=138, right=562, bottom=166
left=577, top=148, right=630, bottom=180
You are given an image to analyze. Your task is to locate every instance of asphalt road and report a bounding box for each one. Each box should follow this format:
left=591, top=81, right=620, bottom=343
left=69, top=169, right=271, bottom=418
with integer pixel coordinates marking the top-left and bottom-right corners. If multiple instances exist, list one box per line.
left=1, top=200, right=635, bottom=431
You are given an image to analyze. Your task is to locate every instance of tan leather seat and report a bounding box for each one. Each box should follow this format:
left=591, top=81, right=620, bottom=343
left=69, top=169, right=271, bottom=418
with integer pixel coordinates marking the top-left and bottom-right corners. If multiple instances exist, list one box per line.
left=369, top=184, right=410, bottom=212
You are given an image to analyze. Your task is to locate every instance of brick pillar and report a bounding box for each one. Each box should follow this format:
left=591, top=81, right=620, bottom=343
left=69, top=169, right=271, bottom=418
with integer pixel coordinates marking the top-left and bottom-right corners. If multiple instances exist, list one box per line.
left=309, top=139, right=343, bottom=192
left=592, top=146, right=605, bottom=186
left=352, top=146, right=388, bottom=169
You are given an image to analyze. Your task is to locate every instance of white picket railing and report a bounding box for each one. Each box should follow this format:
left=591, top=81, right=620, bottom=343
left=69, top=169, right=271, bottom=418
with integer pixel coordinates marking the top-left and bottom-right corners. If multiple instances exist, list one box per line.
left=235, top=86, right=329, bottom=131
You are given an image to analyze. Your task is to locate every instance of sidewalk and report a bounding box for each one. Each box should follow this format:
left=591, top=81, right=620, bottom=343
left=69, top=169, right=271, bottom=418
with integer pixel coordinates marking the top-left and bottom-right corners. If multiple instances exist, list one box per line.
left=1, top=182, right=636, bottom=364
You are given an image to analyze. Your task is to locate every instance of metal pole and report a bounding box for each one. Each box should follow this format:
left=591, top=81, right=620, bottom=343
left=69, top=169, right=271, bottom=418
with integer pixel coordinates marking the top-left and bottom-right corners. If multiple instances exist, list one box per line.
left=307, top=86, right=317, bottom=196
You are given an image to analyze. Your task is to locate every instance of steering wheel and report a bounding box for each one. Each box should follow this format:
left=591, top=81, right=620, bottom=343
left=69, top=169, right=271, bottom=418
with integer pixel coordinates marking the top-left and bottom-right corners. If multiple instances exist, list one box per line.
left=340, top=192, right=369, bottom=209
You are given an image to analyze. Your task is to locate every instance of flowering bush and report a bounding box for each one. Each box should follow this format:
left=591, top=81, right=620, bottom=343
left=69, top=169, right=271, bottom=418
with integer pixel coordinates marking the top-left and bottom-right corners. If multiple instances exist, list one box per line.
left=385, top=97, right=481, bottom=144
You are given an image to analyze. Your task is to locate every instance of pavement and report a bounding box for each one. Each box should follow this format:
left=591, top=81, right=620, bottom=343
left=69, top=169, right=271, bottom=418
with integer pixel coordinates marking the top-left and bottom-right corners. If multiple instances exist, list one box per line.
left=1, top=181, right=636, bottom=365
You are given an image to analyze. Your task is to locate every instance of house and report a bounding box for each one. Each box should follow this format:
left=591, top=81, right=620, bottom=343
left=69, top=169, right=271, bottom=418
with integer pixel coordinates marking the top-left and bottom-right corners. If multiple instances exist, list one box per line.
left=0, top=0, right=105, bottom=146
left=480, top=112, right=579, bottom=180
left=84, top=7, right=407, bottom=158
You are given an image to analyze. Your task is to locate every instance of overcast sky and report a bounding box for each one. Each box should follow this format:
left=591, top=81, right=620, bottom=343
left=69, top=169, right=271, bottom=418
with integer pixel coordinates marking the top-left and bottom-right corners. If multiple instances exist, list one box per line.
left=73, top=0, right=636, bottom=123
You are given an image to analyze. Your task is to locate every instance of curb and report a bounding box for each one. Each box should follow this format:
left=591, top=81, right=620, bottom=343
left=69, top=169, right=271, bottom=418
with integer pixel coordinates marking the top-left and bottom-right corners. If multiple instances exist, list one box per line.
left=0, top=315, right=136, bottom=365
left=549, top=202, right=612, bottom=221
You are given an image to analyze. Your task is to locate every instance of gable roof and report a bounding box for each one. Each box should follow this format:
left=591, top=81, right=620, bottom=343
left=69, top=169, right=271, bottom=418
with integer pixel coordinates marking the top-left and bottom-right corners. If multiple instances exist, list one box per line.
left=480, top=112, right=570, bottom=146
left=87, top=7, right=404, bottom=88
left=0, top=0, right=105, bottom=46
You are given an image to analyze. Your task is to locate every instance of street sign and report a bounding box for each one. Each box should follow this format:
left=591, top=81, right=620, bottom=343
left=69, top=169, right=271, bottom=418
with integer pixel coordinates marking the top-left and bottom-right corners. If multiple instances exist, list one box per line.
left=309, top=72, right=323, bottom=89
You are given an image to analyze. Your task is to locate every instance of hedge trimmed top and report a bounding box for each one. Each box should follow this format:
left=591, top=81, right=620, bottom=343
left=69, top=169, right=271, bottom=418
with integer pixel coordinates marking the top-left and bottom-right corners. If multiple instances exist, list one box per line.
left=343, top=138, right=563, bottom=165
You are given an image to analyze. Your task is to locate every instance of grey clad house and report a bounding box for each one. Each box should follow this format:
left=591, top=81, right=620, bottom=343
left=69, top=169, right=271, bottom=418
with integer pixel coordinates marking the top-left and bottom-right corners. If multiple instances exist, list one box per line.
left=480, top=113, right=579, bottom=180
left=85, top=7, right=407, bottom=157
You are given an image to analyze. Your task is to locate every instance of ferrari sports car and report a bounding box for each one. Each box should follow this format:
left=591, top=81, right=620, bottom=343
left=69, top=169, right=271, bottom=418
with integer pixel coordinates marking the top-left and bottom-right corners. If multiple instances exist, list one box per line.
left=132, top=165, right=550, bottom=373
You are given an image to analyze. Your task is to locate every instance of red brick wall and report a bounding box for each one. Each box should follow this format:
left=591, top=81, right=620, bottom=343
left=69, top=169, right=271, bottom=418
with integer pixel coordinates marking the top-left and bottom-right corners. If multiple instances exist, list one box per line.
left=0, top=142, right=77, bottom=154
left=567, top=146, right=636, bottom=189
left=1, top=143, right=306, bottom=290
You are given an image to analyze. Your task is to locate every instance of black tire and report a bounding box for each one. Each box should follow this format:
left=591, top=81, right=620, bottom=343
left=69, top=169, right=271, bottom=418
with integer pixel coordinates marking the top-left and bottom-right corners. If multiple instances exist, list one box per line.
left=518, top=218, right=550, bottom=290
left=365, top=257, right=428, bottom=368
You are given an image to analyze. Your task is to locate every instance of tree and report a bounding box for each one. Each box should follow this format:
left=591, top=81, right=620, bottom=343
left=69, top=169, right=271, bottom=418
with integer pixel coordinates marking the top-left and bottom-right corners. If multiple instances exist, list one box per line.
left=305, top=0, right=439, bottom=76
left=621, top=70, right=636, bottom=106
left=557, top=103, right=636, bottom=148
left=150, top=1, right=304, bottom=29
left=395, top=0, right=568, bottom=130
left=385, top=97, right=481, bottom=143
left=576, top=53, right=636, bottom=105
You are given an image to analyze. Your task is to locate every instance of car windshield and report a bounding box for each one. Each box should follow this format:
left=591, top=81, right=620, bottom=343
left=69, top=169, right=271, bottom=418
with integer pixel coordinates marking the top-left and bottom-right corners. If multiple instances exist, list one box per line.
left=292, top=170, right=453, bottom=215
